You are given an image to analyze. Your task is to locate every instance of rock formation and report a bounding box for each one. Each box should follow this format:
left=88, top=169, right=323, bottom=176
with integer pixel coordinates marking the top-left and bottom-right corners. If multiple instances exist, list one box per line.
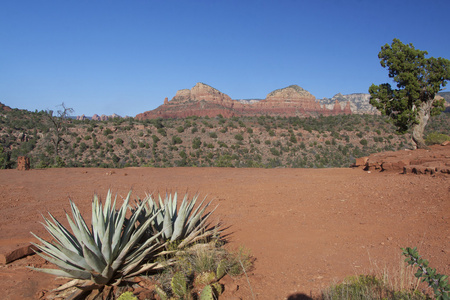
left=318, top=93, right=378, bottom=115
left=76, top=114, right=123, bottom=121
left=135, top=83, right=352, bottom=120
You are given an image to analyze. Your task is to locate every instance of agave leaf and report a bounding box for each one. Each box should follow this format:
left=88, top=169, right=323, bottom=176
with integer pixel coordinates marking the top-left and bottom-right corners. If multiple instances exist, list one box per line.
left=44, top=213, right=81, bottom=253
left=30, top=235, right=83, bottom=268
left=111, top=198, right=130, bottom=258
left=122, top=244, right=165, bottom=274
left=82, top=244, right=106, bottom=275
left=111, top=212, right=159, bottom=272
left=28, top=266, right=91, bottom=280
left=123, top=262, right=160, bottom=279
left=120, top=194, right=146, bottom=248
left=177, top=217, right=215, bottom=249
left=103, top=190, right=112, bottom=218
left=185, top=201, right=213, bottom=235
left=33, top=249, right=90, bottom=275
left=171, top=192, right=178, bottom=219
left=69, top=201, right=104, bottom=261
left=162, top=205, right=173, bottom=239
left=171, top=203, right=187, bottom=241
left=31, top=235, right=93, bottom=272
left=100, top=263, right=114, bottom=281
left=101, top=217, right=113, bottom=265
left=92, top=194, right=106, bottom=246
left=121, top=243, right=161, bottom=275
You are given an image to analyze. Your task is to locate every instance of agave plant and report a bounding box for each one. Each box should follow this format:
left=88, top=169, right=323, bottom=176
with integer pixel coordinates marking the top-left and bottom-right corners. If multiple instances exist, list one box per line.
left=30, top=190, right=165, bottom=294
left=133, top=192, right=220, bottom=249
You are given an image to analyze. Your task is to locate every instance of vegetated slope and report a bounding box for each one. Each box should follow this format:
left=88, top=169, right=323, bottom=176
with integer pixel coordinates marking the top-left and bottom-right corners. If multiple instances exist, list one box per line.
left=1, top=103, right=449, bottom=169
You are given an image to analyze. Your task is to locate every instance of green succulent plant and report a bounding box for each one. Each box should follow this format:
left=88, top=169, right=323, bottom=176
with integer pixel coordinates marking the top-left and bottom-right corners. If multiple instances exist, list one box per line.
left=30, top=190, right=165, bottom=291
left=133, top=192, right=220, bottom=249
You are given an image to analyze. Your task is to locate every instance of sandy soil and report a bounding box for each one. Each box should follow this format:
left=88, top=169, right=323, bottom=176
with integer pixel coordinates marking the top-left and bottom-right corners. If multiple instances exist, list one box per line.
left=0, top=148, right=449, bottom=299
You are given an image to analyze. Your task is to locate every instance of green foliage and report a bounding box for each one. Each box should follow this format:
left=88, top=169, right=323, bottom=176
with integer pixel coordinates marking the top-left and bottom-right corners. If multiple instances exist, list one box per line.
left=402, top=247, right=450, bottom=299
left=425, top=132, right=450, bottom=145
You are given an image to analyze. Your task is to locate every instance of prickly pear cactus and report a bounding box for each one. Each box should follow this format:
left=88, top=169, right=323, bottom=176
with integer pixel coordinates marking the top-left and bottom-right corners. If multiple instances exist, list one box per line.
left=117, top=291, right=138, bottom=300
left=195, top=271, right=216, bottom=286
left=216, top=259, right=227, bottom=280
left=155, top=286, right=168, bottom=300
left=211, top=282, right=223, bottom=295
left=200, top=284, right=214, bottom=300
left=171, top=272, right=188, bottom=298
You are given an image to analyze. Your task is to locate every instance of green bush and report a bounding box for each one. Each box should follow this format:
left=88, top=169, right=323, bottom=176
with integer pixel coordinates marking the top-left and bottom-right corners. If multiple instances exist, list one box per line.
left=425, top=132, right=450, bottom=145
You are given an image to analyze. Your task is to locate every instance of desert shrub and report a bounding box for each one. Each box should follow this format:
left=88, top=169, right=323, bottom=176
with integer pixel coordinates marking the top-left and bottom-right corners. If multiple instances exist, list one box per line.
left=103, top=128, right=113, bottom=136
left=115, top=138, right=124, bottom=145
left=235, top=133, right=244, bottom=141
left=322, top=275, right=429, bottom=300
left=270, top=148, right=280, bottom=156
left=209, top=132, right=218, bottom=138
left=425, top=132, right=450, bottom=145
left=192, top=137, right=201, bottom=149
left=157, top=128, right=167, bottom=136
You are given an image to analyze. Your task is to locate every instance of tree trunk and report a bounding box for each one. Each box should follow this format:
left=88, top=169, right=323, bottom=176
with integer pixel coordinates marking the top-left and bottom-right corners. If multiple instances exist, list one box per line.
left=411, top=100, right=433, bottom=149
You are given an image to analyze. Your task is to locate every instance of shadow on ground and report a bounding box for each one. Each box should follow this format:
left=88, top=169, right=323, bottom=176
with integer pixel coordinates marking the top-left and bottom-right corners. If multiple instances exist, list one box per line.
left=287, top=293, right=314, bottom=300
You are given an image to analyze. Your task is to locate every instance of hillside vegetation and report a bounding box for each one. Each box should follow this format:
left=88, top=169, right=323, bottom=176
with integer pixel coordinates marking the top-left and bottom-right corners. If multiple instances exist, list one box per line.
left=1, top=104, right=449, bottom=169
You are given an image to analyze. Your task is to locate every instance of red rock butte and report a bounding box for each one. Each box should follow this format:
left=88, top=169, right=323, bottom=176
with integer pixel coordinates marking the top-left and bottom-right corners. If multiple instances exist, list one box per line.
left=135, top=83, right=352, bottom=119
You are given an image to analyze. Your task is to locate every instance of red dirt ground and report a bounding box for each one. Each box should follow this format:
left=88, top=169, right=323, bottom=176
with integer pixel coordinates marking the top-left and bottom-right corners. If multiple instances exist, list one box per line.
left=0, top=146, right=449, bottom=299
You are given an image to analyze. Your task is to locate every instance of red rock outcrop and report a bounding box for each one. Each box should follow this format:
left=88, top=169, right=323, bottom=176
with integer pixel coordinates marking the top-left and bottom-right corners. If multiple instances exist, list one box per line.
left=354, top=143, right=450, bottom=175
left=17, top=156, right=30, bottom=171
left=135, top=83, right=353, bottom=120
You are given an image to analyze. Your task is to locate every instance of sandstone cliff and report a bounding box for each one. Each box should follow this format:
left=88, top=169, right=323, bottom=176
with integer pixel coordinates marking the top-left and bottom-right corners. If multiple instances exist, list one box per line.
left=135, top=83, right=353, bottom=120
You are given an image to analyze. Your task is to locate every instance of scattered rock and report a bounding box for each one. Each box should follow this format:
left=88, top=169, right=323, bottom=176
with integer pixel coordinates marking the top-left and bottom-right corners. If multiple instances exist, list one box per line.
left=0, top=244, right=38, bottom=265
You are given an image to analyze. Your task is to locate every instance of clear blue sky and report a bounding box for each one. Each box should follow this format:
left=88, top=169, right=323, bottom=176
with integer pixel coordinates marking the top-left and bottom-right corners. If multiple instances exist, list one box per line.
left=1, top=0, right=449, bottom=117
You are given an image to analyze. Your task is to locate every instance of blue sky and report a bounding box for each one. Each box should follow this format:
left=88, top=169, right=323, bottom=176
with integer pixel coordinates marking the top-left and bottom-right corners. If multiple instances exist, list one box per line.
left=1, top=0, right=449, bottom=117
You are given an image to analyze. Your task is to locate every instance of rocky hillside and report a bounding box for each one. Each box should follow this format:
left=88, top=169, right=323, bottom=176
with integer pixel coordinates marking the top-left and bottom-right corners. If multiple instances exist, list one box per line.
left=135, top=83, right=351, bottom=120
left=318, top=93, right=379, bottom=114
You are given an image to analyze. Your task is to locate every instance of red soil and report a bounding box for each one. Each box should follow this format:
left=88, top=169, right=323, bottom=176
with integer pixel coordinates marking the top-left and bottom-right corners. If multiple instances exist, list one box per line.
left=0, top=146, right=449, bottom=299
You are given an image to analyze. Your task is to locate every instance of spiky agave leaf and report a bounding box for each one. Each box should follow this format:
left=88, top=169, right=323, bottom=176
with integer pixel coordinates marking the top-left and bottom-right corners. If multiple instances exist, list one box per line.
left=132, top=192, right=220, bottom=249
left=30, top=190, right=163, bottom=286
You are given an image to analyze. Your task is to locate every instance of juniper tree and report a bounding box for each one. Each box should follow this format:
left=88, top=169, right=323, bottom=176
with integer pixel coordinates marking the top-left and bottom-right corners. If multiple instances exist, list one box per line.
left=369, top=39, right=450, bottom=149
